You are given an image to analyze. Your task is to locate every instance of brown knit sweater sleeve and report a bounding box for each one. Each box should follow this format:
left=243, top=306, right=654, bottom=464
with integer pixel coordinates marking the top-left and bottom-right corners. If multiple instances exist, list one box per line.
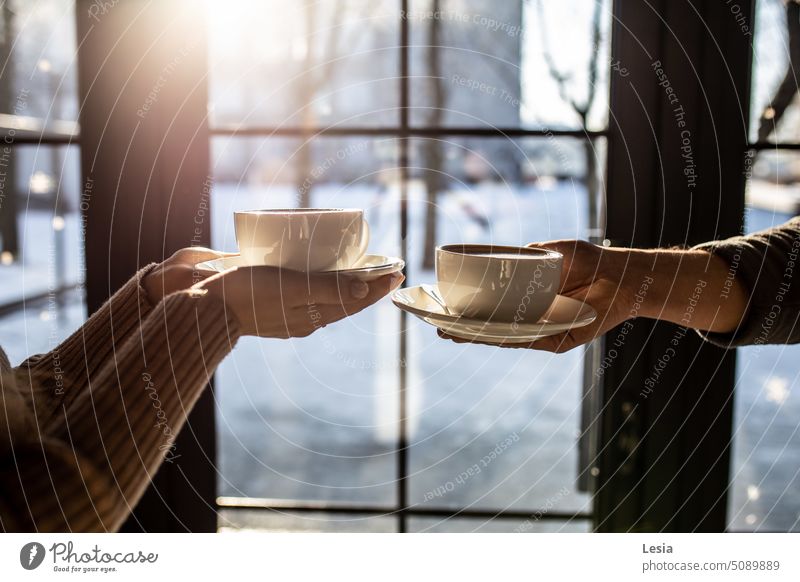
left=14, top=264, right=158, bottom=422
left=693, top=216, right=800, bottom=347
left=0, top=290, right=240, bottom=532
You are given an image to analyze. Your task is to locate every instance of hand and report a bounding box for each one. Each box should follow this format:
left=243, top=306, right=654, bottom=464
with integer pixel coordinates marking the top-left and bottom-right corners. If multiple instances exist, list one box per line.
left=142, top=247, right=235, bottom=304
left=194, top=266, right=405, bottom=338
left=522, top=240, right=636, bottom=352
left=439, top=239, right=748, bottom=353
left=440, top=240, right=636, bottom=353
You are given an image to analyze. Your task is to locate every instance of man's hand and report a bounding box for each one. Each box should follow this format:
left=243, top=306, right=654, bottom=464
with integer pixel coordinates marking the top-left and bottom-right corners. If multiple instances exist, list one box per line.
left=440, top=240, right=635, bottom=353
left=518, top=240, right=639, bottom=352
left=439, top=239, right=748, bottom=353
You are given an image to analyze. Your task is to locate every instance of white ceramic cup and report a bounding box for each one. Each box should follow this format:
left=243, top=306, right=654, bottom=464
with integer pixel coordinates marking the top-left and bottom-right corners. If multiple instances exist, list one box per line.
left=234, top=208, right=370, bottom=272
left=435, top=244, right=563, bottom=324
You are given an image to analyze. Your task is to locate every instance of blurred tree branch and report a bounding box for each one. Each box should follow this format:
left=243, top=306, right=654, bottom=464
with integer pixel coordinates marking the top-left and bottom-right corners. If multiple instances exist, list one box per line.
left=299, top=0, right=385, bottom=207
left=535, top=0, right=602, bottom=121
left=535, top=0, right=604, bottom=240
left=757, top=0, right=800, bottom=142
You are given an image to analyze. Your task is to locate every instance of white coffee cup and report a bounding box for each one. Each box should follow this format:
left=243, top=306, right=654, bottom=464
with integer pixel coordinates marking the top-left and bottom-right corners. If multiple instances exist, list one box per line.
left=234, top=208, right=370, bottom=272
left=436, top=244, right=563, bottom=324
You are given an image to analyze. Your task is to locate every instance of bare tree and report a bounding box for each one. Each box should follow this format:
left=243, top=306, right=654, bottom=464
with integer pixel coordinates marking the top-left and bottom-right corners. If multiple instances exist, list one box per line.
left=536, top=0, right=604, bottom=240
left=419, top=0, right=523, bottom=269
left=297, top=0, right=344, bottom=208
left=295, top=1, right=387, bottom=208
left=757, top=0, right=800, bottom=142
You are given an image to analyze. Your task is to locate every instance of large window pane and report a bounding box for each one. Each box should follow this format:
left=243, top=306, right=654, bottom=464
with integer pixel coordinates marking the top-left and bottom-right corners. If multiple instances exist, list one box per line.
left=403, top=135, right=603, bottom=271
left=207, top=0, right=399, bottom=128
left=409, top=0, right=611, bottom=130
left=0, top=290, right=84, bottom=365
left=0, top=0, right=79, bottom=124
left=0, top=143, right=85, bottom=365
left=0, top=0, right=84, bottom=402
left=212, top=133, right=604, bottom=516
left=729, top=150, right=800, bottom=531
left=0, top=145, right=83, bottom=305
left=404, top=136, right=601, bottom=514
left=207, top=3, right=610, bottom=530
left=212, top=136, right=403, bottom=504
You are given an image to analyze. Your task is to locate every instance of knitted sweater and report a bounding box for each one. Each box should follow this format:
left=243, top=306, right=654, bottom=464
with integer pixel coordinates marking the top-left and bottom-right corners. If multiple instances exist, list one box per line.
left=0, top=266, right=240, bottom=532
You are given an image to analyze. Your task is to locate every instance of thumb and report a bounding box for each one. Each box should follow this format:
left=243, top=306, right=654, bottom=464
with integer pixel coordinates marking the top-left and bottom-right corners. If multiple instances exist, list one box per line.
left=526, top=239, right=575, bottom=291
left=175, top=246, right=237, bottom=266
left=526, top=239, right=577, bottom=256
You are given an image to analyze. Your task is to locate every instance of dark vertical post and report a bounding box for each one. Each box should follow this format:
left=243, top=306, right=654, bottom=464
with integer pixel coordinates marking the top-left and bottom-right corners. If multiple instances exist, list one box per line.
left=75, top=0, right=215, bottom=531
left=598, top=0, right=753, bottom=531
left=397, top=0, right=410, bottom=534
left=0, top=3, right=19, bottom=260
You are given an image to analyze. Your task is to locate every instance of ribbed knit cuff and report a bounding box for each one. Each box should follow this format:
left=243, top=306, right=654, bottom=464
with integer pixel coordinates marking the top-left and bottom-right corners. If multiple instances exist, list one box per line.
left=17, top=264, right=159, bottom=421
left=693, top=216, right=800, bottom=348
left=59, top=289, right=240, bottom=531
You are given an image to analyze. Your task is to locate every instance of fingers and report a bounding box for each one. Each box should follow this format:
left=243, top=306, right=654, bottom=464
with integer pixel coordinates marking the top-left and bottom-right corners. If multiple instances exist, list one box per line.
left=437, top=324, right=600, bottom=353
left=307, top=273, right=404, bottom=319
left=526, top=333, right=576, bottom=353
left=436, top=330, right=572, bottom=351
left=291, top=273, right=404, bottom=334
left=526, top=239, right=605, bottom=293
left=198, top=266, right=404, bottom=309
left=526, top=239, right=578, bottom=254
left=304, top=271, right=404, bottom=305
left=526, top=321, right=604, bottom=352
left=437, top=328, right=545, bottom=349
left=174, top=247, right=236, bottom=266
left=436, top=329, right=506, bottom=347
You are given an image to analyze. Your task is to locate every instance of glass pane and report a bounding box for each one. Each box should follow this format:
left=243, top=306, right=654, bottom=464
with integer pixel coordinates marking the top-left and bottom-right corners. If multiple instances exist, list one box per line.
left=404, top=136, right=603, bottom=262
left=409, top=0, right=611, bottom=130
left=404, top=136, right=603, bottom=514
left=0, top=0, right=79, bottom=124
left=0, top=291, right=84, bottom=365
left=0, top=145, right=84, bottom=305
left=206, top=0, right=399, bottom=128
left=213, top=136, right=403, bottom=504
left=408, top=516, right=591, bottom=532
left=750, top=0, right=800, bottom=143
left=729, top=150, right=800, bottom=531
left=218, top=509, right=396, bottom=532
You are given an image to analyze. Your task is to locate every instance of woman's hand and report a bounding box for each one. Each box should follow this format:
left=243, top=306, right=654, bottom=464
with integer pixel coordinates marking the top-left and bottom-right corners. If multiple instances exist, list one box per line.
left=142, top=247, right=234, bottom=304
left=194, top=266, right=404, bottom=338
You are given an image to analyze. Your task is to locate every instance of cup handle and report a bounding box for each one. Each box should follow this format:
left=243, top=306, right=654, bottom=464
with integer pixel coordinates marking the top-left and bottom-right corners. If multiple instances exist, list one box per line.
left=358, top=217, right=370, bottom=258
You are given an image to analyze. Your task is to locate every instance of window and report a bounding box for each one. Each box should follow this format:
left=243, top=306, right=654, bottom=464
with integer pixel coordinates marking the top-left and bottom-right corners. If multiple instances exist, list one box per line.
left=0, top=0, right=84, bottom=365
left=208, top=0, right=610, bottom=532
left=730, top=0, right=800, bottom=532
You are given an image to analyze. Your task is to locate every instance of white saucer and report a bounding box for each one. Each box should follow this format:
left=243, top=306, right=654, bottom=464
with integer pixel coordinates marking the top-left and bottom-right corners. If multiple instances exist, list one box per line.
left=391, top=284, right=597, bottom=345
left=195, top=254, right=405, bottom=281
